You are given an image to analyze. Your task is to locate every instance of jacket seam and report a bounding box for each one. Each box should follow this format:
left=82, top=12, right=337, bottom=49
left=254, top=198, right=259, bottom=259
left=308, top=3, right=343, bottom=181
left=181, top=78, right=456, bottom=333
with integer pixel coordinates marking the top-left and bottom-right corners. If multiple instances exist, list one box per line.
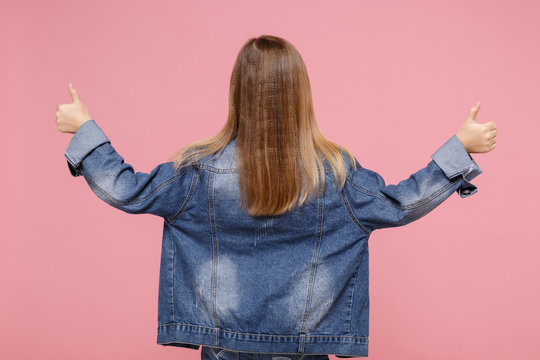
left=340, top=189, right=370, bottom=236
left=194, top=163, right=334, bottom=174
left=345, top=173, right=460, bottom=211
left=197, top=163, right=238, bottom=173
left=347, top=261, right=362, bottom=334
left=80, top=164, right=193, bottom=207
left=171, top=227, right=176, bottom=320
left=167, top=169, right=200, bottom=224
left=299, top=184, right=325, bottom=338
left=441, top=162, right=475, bottom=179
left=208, top=172, right=221, bottom=336
left=157, top=322, right=369, bottom=339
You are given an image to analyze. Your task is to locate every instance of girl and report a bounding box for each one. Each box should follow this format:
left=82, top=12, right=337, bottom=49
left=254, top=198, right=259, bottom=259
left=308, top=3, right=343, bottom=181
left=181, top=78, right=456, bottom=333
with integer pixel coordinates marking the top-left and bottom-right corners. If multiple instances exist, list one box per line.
left=57, top=35, right=497, bottom=360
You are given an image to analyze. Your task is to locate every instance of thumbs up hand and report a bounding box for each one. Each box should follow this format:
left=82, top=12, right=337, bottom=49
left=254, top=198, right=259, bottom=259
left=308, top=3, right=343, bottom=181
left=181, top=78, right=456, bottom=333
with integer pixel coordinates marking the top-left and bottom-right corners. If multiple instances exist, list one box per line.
left=56, top=83, right=92, bottom=134
left=456, top=101, right=497, bottom=153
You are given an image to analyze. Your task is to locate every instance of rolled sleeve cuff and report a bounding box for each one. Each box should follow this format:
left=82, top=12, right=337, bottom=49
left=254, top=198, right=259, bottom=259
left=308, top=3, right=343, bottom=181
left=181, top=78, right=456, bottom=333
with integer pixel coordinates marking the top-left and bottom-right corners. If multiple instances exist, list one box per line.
left=431, top=134, right=483, bottom=198
left=64, top=119, right=110, bottom=177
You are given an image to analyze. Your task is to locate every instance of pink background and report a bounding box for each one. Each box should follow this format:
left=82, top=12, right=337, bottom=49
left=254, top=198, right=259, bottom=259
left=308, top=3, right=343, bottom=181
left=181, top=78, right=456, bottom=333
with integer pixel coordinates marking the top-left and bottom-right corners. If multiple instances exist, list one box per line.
left=1, top=0, right=539, bottom=359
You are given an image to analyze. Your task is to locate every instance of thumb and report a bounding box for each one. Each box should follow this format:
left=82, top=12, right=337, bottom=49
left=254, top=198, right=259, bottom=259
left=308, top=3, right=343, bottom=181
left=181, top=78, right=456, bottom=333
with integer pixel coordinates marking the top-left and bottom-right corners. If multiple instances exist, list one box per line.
left=467, top=101, right=481, bottom=122
left=68, top=82, right=81, bottom=103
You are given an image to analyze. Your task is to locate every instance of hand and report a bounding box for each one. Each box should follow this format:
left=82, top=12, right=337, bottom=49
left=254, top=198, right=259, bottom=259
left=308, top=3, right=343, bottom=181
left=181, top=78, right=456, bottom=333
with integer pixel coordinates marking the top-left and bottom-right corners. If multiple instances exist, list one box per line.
left=56, top=83, right=92, bottom=134
left=456, top=101, right=497, bottom=153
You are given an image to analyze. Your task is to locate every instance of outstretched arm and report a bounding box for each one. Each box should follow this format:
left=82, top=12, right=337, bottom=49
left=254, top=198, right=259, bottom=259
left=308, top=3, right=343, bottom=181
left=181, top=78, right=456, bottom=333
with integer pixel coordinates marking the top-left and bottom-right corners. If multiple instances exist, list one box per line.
left=343, top=134, right=483, bottom=233
left=58, top=83, right=198, bottom=223
left=342, top=101, right=496, bottom=234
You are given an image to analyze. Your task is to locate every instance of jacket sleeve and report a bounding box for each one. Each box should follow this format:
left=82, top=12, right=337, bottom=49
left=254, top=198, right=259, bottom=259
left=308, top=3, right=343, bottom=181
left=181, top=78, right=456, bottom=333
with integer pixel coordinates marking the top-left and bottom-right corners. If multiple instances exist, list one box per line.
left=342, top=134, right=483, bottom=233
left=64, top=119, right=197, bottom=222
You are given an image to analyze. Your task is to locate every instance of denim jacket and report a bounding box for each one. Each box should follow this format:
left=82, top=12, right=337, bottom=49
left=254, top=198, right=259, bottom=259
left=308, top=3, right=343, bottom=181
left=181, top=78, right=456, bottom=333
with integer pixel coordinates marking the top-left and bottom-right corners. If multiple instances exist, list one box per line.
left=65, top=120, right=482, bottom=357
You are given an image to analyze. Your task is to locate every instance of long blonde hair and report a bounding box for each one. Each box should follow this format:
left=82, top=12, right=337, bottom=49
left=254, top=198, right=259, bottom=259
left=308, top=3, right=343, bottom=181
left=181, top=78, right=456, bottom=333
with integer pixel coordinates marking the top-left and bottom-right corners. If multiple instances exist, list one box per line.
left=169, top=35, right=356, bottom=216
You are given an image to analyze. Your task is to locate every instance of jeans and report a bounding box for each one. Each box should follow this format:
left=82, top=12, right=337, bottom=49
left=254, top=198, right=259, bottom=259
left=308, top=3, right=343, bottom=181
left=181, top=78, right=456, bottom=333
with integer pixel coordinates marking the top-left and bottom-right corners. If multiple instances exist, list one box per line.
left=201, top=346, right=330, bottom=360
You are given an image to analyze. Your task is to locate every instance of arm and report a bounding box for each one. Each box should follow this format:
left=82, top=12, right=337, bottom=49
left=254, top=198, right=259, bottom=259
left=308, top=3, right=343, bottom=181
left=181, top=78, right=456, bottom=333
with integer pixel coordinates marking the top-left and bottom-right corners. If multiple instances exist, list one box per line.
left=64, top=120, right=198, bottom=222
left=342, top=134, right=483, bottom=233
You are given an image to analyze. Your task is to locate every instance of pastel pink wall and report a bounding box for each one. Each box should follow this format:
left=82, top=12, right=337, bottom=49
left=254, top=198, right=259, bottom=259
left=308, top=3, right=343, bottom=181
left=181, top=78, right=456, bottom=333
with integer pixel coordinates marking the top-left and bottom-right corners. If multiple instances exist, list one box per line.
left=1, top=0, right=538, bottom=359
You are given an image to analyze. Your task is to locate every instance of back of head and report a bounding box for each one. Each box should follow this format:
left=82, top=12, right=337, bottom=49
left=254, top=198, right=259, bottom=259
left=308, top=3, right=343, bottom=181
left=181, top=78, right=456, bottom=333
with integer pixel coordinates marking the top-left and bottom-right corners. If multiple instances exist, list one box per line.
left=171, top=35, right=356, bottom=217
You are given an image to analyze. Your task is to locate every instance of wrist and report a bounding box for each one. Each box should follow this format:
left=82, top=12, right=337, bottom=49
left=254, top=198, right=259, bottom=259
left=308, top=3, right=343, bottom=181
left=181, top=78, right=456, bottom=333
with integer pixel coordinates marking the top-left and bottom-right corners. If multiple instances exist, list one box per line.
left=76, top=119, right=92, bottom=133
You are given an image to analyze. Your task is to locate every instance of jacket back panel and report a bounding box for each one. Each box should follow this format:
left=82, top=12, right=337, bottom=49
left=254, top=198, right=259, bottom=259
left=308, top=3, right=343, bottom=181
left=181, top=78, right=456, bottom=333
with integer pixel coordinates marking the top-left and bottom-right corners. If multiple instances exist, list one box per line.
left=159, top=139, right=370, bottom=339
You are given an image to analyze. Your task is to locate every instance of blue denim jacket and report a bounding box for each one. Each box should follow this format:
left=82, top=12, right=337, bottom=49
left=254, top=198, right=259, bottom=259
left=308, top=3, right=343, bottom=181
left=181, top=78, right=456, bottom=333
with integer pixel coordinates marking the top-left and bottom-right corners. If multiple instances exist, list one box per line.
left=65, top=120, right=482, bottom=357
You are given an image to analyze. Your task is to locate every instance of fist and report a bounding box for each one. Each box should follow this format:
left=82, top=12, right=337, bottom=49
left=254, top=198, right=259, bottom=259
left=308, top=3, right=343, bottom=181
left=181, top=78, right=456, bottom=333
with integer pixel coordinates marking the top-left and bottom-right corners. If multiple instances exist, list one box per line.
left=56, top=83, right=92, bottom=134
left=456, top=101, right=497, bottom=154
